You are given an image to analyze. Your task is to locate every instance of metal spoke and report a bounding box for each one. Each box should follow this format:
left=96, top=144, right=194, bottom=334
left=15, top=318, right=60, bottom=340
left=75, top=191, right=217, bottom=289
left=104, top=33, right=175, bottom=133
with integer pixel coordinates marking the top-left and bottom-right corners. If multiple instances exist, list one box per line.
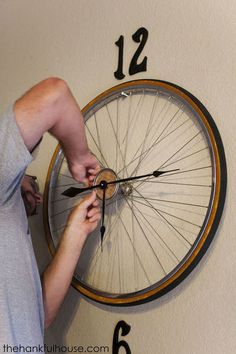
left=142, top=180, right=211, bottom=188
left=162, top=147, right=208, bottom=169
left=117, top=116, right=189, bottom=176
left=122, top=93, right=132, bottom=178
left=125, top=198, right=167, bottom=275
left=51, top=182, right=79, bottom=188
left=116, top=211, right=152, bottom=285
left=51, top=197, right=72, bottom=203
left=87, top=200, right=124, bottom=276
left=121, top=92, right=144, bottom=146
left=158, top=165, right=212, bottom=178
left=130, top=196, right=202, bottom=228
left=129, top=104, right=185, bottom=177
left=135, top=130, right=204, bottom=189
left=127, top=95, right=172, bottom=172
left=130, top=196, right=139, bottom=291
left=128, top=197, right=180, bottom=263
left=134, top=188, right=193, bottom=247
left=106, top=104, right=129, bottom=177
left=132, top=92, right=159, bottom=177
left=114, top=98, right=119, bottom=174
left=130, top=193, right=206, bottom=217
left=158, top=131, right=203, bottom=170
left=50, top=205, right=74, bottom=218
left=131, top=194, right=208, bottom=209
left=94, top=112, right=104, bottom=166
left=86, top=123, right=109, bottom=167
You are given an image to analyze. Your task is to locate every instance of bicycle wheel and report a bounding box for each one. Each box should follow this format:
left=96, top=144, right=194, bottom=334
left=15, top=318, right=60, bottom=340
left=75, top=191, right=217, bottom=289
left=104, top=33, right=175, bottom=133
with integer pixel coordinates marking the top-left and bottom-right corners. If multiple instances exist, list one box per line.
left=43, top=79, right=227, bottom=305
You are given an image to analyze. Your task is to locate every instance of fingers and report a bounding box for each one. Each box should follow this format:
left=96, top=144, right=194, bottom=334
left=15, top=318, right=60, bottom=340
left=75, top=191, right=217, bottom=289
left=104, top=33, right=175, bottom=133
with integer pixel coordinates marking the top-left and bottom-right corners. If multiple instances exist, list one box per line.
left=88, top=165, right=100, bottom=175
left=35, top=193, right=43, bottom=204
left=70, top=159, right=100, bottom=185
left=82, top=167, right=100, bottom=184
left=81, top=177, right=89, bottom=185
left=88, top=212, right=101, bottom=223
left=88, top=165, right=100, bottom=182
left=79, top=191, right=97, bottom=210
left=87, top=206, right=101, bottom=223
left=82, top=192, right=101, bottom=223
left=21, top=175, right=36, bottom=194
left=87, top=206, right=100, bottom=218
left=92, top=199, right=99, bottom=207
left=88, top=175, right=95, bottom=182
left=88, top=164, right=100, bottom=171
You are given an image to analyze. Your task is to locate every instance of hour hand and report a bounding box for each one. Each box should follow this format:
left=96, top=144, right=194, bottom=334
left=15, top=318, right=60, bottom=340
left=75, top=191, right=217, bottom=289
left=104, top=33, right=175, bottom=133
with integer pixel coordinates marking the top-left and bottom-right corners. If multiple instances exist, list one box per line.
left=62, top=185, right=97, bottom=197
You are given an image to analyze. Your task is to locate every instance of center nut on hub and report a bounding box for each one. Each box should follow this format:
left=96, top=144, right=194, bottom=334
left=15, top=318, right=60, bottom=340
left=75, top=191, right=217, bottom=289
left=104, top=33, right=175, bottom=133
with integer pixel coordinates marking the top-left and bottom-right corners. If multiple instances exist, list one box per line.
left=120, top=182, right=133, bottom=196
left=93, top=168, right=118, bottom=200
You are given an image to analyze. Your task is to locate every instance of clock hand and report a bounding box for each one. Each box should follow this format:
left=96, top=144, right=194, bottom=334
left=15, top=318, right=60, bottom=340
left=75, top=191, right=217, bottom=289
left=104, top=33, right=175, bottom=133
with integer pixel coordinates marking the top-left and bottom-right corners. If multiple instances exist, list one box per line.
left=62, top=179, right=108, bottom=197
left=62, top=169, right=179, bottom=197
left=106, top=168, right=179, bottom=185
left=62, top=184, right=98, bottom=197
left=100, top=182, right=107, bottom=251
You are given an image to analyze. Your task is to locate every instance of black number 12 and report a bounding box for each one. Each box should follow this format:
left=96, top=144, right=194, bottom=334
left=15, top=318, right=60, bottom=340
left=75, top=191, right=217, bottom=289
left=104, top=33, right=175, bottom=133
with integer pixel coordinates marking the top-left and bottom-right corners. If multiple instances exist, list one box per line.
left=114, top=27, right=149, bottom=80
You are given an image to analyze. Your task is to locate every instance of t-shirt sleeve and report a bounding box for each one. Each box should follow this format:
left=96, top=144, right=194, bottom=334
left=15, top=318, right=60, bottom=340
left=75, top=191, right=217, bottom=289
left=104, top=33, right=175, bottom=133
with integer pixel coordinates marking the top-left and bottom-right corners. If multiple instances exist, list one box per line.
left=0, top=105, right=33, bottom=203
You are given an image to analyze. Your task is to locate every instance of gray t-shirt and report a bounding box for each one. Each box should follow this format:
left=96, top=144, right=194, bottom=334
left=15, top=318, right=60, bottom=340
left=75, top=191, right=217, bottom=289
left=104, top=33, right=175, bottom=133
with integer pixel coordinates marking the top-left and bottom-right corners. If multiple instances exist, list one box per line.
left=0, top=106, right=44, bottom=350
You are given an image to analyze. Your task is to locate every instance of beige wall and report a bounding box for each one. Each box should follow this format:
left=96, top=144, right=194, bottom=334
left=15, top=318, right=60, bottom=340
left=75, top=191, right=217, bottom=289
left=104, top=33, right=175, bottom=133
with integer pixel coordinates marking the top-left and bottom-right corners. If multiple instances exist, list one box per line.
left=0, top=1, right=235, bottom=353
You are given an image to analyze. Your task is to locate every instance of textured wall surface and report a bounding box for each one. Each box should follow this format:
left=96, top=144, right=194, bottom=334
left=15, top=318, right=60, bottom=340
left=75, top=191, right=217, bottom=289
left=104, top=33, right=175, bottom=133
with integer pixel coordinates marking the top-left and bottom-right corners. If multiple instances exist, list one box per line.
left=0, top=1, right=235, bottom=353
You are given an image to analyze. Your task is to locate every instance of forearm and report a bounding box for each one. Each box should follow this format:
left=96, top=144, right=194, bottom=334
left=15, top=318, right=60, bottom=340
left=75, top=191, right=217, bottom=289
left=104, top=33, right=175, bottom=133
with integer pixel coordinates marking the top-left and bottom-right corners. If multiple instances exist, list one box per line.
left=42, top=192, right=100, bottom=328
left=42, top=229, right=86, bottom=328
left=49, top=84, right=89, bottom=163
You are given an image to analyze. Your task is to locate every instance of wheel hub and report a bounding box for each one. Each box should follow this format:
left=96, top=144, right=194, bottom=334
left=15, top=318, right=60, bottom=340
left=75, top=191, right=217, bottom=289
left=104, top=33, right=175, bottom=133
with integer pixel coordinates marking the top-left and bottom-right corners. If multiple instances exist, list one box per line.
left=93, top=168, right=118, bottom=200
left=120, top=182, right=133, bottom=196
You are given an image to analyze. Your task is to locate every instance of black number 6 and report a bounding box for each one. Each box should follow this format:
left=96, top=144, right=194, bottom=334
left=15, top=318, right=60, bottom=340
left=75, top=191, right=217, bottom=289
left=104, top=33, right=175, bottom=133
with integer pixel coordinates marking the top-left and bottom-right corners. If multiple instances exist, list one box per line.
left=112, top=320, right=132, bottom=354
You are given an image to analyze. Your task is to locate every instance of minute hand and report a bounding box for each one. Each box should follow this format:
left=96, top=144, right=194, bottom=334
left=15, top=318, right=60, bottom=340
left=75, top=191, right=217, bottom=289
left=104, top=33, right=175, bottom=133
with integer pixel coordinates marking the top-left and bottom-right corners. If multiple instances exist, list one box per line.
left=106, top=169, right=179, bottom=185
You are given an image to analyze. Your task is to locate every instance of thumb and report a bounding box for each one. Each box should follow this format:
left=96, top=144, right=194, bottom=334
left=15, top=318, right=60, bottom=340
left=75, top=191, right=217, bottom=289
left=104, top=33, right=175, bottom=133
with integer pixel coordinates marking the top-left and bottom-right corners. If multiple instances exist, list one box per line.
left=80, top=191, right=97, bottom=210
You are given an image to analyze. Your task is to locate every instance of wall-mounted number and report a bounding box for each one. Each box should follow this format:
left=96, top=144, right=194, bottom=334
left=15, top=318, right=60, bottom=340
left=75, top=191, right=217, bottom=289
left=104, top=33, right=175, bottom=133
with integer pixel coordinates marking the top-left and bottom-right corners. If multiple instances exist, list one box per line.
left=114, top=27, right=149, bottom=80
left=112, top=320, right=132, bottom=354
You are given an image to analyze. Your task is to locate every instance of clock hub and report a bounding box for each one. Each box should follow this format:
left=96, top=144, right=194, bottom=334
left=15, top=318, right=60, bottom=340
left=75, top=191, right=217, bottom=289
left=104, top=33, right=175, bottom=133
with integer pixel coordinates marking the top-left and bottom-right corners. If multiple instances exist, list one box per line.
left=93, top=168, right=118, bottom=200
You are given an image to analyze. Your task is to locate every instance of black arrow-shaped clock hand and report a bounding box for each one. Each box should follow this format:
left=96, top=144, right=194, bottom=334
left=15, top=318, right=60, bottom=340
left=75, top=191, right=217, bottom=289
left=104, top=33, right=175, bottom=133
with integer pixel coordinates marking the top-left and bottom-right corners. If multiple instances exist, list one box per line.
left=62, top=169, right=179, bottom=198
left=62, top=184, right=98, bottom=197
left=100, top=182, right=107, bottom=251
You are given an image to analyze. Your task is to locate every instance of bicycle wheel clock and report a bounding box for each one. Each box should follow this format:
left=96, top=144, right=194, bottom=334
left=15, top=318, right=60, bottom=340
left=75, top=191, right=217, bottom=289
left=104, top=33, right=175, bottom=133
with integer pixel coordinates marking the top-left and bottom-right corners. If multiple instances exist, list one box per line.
left=43, top=79, right=227, bottom=306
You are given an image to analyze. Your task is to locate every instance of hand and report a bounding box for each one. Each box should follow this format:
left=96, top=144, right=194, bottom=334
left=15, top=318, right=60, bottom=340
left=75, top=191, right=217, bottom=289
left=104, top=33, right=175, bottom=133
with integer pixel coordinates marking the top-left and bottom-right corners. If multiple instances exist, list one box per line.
left=68, top=151, right=100, bottom=185
left=21, top=175, right=43, bottom=216
left=64, top=191, right=101, bottom=247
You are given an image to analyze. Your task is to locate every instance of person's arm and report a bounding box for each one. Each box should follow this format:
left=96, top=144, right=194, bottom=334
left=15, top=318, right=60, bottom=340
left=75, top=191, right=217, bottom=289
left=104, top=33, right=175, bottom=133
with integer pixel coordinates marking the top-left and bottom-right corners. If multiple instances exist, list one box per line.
left=14, top=78, right=101, bottom=327
left=42, top=191, right=100, bottom=328
left=14, top=77, right=99, bottom=183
